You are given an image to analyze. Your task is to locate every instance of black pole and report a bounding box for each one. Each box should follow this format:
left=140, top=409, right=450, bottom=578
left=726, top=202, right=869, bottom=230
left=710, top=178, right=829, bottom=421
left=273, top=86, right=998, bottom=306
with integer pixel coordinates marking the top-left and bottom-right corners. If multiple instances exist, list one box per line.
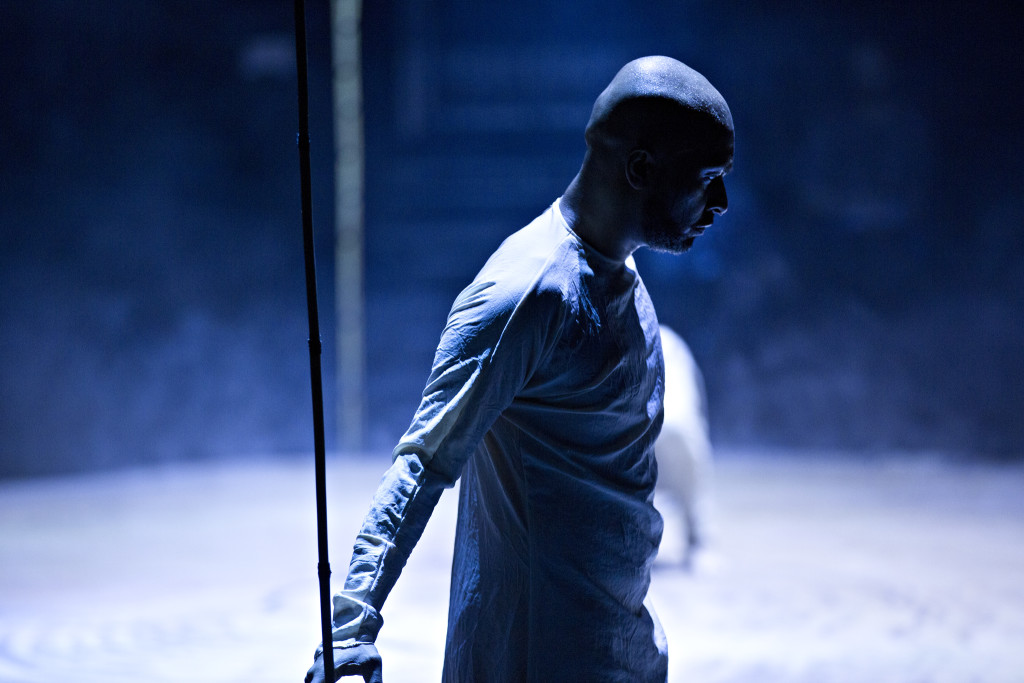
left=292, top=0, right=336, bottom=680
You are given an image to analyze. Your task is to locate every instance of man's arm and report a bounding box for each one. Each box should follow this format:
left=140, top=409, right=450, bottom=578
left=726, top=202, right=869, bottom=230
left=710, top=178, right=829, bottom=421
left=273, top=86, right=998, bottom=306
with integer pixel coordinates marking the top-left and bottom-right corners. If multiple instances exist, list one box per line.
left=327, top=452, right=447, bottom=645
left=304, top=270, right=558, bottom=680
left=306, top=451, right=448, bottom=682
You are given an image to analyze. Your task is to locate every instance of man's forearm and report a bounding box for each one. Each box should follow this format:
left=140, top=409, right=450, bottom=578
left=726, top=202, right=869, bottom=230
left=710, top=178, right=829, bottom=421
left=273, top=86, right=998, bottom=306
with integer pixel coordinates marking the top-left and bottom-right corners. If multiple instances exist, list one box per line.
left=323, top=451, right=448, bottom=649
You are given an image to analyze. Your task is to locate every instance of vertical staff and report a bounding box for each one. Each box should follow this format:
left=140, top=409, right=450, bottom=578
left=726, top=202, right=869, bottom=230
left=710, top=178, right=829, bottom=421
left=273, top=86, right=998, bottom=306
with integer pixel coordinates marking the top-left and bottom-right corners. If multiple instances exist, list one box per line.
left=292, top=0, right=336, bottom=679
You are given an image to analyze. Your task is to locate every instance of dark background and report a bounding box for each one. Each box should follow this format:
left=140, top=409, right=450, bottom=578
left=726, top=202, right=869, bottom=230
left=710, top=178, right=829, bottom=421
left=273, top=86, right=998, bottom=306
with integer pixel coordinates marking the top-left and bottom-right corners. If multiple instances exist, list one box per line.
left=2, top=1, right=1021, bottom=477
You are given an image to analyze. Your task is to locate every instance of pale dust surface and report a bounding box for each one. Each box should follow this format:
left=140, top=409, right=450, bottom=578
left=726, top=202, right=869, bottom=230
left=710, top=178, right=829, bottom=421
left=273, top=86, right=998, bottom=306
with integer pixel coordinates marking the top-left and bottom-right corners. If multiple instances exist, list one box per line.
left=0, top=450, right=1021, bottom=682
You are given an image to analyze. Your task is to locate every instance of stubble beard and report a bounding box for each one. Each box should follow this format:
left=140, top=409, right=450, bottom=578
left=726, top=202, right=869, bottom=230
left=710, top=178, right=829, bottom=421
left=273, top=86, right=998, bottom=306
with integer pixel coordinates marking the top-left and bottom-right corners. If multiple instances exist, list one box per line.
left=644, top=225, right=695, bottom=255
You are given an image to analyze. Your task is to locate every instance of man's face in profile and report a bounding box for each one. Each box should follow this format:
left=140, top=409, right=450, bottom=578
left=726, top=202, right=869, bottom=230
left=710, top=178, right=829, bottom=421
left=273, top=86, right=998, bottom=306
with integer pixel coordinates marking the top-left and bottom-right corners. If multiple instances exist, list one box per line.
left=640, top=129, right=734, bottom=254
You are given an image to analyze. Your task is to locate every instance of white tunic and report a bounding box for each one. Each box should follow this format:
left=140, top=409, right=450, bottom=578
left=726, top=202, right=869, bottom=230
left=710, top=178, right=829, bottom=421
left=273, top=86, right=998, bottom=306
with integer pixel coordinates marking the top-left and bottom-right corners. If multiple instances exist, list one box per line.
left=327, top=200, right=668, bottom=682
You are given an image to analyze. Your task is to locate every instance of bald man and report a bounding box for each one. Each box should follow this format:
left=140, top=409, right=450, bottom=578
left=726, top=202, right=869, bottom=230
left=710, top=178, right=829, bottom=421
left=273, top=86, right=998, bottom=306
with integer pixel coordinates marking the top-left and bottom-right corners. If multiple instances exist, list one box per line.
left=306, top=56, right=734, bottom=683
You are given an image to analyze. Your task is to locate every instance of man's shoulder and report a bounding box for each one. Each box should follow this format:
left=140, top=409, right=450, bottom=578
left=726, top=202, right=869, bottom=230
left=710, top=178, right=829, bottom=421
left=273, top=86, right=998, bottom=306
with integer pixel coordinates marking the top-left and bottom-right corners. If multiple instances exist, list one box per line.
left=480, top=204, right=587, bottom=300
left=443, top=205, right=587, bottom=340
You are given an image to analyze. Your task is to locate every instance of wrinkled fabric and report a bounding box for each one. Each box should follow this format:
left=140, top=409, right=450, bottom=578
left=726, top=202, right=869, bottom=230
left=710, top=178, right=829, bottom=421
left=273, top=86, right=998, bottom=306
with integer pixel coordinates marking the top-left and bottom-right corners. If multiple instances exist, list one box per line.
left=327, top=200, right=668, bottom=682
left=324, top=452, right=447, bottom=651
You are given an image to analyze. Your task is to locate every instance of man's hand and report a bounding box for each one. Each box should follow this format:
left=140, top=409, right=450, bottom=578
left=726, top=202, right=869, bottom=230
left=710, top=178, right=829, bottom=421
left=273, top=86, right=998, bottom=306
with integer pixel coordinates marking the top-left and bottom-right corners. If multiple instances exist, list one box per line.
left=304, top=643, right=383, bottom=683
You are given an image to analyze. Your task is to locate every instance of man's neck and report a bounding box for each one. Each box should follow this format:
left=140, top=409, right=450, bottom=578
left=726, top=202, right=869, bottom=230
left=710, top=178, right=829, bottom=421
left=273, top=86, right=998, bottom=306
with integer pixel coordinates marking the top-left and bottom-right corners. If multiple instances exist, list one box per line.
left=560, top=172, right=638, bottom=262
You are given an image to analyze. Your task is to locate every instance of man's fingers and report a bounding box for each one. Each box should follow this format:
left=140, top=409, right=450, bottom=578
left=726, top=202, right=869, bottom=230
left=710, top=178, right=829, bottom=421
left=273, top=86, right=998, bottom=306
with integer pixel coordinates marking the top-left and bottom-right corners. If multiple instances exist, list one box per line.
left=356, top=643, right=382, bottom=683
left=304, top=656, right=323, bottom=683
left=363, top=663, right=383, bottom=683
left=300, top=644, right=383, bottom=682
left=304, top=643, right=379, bottom=682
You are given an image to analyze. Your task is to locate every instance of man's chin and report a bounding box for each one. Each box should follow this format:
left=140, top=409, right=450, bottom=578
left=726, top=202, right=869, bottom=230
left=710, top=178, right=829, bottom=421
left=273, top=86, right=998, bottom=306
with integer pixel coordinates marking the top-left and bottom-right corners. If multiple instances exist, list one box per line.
left=647, top=235, right=695, bottom=255
left=644, top=223, right=701, bottom=254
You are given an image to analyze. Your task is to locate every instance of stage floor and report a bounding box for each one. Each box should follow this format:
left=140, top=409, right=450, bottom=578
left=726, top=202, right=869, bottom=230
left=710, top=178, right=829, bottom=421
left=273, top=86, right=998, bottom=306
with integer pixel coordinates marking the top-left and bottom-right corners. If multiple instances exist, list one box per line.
left=1, top=451, right=1022, bottom=682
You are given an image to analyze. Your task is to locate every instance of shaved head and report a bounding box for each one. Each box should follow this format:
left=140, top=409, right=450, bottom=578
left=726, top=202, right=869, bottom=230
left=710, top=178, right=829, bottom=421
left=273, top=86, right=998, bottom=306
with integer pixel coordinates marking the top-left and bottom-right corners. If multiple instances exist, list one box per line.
left=561, top=56, right=734, bottom=261
left=585, top=56, right=733, bottom=157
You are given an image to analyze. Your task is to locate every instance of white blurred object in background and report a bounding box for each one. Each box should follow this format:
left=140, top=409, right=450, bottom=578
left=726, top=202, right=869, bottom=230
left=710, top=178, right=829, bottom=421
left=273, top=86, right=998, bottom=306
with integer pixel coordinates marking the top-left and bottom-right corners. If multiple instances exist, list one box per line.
left=654, top=325, right=716, bottom=570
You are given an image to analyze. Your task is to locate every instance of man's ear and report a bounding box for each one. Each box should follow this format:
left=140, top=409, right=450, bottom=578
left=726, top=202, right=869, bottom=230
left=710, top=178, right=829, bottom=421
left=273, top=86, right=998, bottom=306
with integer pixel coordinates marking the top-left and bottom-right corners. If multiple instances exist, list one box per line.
left=625, top=149, right=654, bottom=190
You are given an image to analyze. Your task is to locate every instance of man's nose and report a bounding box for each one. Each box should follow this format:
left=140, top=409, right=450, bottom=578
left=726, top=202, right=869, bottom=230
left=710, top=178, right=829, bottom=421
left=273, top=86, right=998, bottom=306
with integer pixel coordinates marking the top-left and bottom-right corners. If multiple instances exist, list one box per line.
left=708, top=177, right=728, bottom=215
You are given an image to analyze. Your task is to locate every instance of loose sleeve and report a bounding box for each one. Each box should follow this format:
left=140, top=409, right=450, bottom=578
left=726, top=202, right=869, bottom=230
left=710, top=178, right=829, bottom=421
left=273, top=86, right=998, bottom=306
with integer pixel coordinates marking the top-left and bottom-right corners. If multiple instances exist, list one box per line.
left=321, top=276, right=562, bottom=653
left=393, top=278, right=560, bottom=480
